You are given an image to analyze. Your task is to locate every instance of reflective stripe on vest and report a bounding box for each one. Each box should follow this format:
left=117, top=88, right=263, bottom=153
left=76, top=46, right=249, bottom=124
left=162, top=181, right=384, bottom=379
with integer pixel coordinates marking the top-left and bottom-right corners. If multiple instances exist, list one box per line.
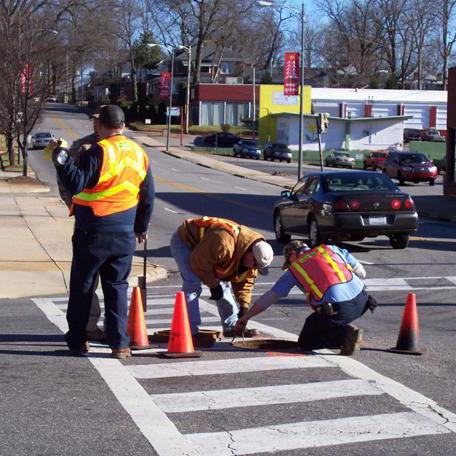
left=289, top=244, right=353, bottom=301
left=72, top=136, right=148, bottom=217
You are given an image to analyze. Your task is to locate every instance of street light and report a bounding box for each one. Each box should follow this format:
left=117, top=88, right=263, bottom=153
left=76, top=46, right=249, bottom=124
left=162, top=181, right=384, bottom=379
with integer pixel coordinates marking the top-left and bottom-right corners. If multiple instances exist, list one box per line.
left=258, top=1, right=306, bottom=181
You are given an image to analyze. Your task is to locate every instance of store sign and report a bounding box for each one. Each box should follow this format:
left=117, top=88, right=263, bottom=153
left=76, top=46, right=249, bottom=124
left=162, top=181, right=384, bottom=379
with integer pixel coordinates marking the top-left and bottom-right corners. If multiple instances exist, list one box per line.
left=159, top=71, right=171, bottom=98
left=284, top=52, right=300, bottom=96
left=273, top=93, right=298, bottom=105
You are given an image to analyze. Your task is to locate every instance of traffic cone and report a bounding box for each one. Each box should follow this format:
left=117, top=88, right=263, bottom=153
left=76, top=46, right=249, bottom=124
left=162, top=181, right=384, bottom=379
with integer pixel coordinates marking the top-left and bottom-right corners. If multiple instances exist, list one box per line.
left=127, top=287, right=151, bottom=350
left=160, top=291, right=201, bottom=358
left=388, top=292, right=423, bottom=355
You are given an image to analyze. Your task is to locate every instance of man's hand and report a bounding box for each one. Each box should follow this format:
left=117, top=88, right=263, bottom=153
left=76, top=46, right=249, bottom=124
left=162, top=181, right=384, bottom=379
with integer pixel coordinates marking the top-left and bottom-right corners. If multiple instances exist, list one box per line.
left=209, top=284, right=223, bottom=300
left=136, top=232, right=148, bottom=243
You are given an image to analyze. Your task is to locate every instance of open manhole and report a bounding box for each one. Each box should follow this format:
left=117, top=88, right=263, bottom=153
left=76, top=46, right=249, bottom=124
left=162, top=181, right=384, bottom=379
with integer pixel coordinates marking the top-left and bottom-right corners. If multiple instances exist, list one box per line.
left=149, top=329, right=221, bottom=348
left=232, top=338, right=299, bottom=351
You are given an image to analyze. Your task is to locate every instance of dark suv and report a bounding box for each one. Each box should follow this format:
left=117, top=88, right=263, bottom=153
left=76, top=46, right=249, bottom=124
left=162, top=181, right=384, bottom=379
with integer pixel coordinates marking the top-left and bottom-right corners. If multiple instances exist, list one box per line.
left=403, top=128, right=421, bottom=142
left=382, top=151, right=438, bottom=186
left=263, top=143, right=292, bottom=162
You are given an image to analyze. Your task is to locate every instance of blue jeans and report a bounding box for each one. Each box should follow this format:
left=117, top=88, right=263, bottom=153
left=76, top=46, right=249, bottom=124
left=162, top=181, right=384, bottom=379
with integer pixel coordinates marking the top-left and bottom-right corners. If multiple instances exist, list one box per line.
left=66, top=229, right=135, bottom=350
left=298, top=288, right=369, bottom=350
left=170, top=231, right=238, bottom=334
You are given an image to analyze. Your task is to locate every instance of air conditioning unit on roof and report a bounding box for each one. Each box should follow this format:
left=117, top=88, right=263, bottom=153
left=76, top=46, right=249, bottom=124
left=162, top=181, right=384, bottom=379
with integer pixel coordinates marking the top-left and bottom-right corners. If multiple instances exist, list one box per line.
left=224, top=76, right=243, bottom=84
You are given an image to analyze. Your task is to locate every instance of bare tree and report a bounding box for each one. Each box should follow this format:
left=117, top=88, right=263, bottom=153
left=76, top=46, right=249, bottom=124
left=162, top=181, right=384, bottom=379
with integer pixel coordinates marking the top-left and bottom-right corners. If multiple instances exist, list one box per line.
left=436, top=0, right=456, bottom=89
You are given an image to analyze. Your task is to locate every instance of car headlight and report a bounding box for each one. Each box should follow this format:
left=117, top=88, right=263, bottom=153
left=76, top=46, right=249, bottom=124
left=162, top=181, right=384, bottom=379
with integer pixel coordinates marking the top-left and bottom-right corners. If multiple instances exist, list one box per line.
left=429, top=166, right=437, bottom=172
left=401, top=166, right=412, bottom=171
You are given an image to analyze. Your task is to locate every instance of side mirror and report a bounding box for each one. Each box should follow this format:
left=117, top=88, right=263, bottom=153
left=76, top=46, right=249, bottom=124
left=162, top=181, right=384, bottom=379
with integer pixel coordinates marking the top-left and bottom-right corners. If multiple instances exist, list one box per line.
left=281, top=190, right=292, bottom=198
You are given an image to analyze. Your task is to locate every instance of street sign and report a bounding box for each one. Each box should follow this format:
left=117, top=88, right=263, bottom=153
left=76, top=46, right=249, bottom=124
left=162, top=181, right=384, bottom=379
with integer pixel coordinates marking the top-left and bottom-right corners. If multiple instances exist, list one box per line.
left=166, top=107, right=180, bottom=117
left=284, top=52, right=300, bottom=96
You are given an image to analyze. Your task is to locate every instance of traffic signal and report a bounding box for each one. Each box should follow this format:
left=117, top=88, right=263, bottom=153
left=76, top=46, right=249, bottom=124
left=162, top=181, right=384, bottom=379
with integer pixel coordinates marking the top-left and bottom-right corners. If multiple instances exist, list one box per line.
left=319, top=113, right=330, bottom=133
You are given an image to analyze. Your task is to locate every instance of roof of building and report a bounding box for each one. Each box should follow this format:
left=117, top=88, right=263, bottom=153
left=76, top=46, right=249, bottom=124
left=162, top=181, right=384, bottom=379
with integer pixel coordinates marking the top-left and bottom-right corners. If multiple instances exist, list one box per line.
left=311, top=88, right=447, bottom=103
left=273, top=113, right=412, bottom=122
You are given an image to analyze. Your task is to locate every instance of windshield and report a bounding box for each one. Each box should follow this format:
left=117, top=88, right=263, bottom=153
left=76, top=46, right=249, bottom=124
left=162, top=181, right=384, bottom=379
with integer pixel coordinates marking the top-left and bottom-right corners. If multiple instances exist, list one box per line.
left=335, top=152, right=349, bottom=157
left=36, top=133, right=52, bottom=138
left=243, top=141, right=258, bottom=146
left=324, top=173, right=398, bottom=192
left=372, top=152, right=387, bottom=158
left=399, top=153, right=428, bottom=163
left=273, top=144, right=288, bottom=150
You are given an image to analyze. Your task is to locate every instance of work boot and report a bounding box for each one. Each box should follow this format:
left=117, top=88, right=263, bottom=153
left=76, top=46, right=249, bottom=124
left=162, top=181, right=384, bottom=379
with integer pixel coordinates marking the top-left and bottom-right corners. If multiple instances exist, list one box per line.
left=86, top=328, right=107, bottom=342
left=223, top=328, right=260, bottom=338
left=340, top=325, right=363, bottom=356
left=111, top=347, right=132, bottom=359
left=68, top=341, right=90, bottom=357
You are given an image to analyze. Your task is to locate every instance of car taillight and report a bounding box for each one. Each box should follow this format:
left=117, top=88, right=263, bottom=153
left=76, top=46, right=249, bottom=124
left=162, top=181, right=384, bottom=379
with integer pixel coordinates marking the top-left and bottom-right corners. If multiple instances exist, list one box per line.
left=348, top=200, right=360, bottom=211
left=390, top=199, right=402, bottom=210
left=334, top=200, right=347, bottom=211
left=404, top=197, right=414, bottom=210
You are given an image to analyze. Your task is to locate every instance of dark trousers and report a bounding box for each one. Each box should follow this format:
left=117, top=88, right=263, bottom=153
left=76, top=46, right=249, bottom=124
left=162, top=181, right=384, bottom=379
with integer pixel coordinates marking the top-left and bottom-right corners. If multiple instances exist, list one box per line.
left=298, top=288, right=369, bottom=350
left=66, top=229, right=136, bottom=350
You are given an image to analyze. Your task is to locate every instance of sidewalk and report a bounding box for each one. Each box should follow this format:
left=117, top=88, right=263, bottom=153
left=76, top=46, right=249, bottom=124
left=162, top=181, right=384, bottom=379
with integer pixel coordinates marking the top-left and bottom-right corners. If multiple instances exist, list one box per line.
left=0, top=170, right=167, bottom=299
left=133, top=132, right=456, bottom=223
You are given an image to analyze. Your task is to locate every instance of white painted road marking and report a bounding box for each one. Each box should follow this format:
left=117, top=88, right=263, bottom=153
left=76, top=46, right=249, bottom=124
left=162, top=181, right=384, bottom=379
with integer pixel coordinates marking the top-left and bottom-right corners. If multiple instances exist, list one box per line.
left=163, top=207, right=179, bottom=214
left=128, top=355, right=332, bottom=380
left=151, top=379, right=383, bottom=412
left=186, top=412, right=450, bottom=455
left=33, top=293, right=456, bottom=455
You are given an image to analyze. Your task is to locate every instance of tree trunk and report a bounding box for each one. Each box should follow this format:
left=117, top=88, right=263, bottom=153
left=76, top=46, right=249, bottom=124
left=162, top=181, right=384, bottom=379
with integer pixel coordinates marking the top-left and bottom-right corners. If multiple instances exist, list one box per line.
left=7, top=132, right=15, bottom=166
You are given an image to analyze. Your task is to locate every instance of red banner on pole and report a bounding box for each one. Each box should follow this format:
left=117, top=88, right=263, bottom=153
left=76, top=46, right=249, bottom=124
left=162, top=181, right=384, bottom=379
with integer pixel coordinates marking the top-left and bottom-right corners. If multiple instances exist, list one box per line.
left=20, top=64, right=34, bottom=96
left=159, top=71, right=171, bottom=98
left=284, top=52, right=300, bottom=96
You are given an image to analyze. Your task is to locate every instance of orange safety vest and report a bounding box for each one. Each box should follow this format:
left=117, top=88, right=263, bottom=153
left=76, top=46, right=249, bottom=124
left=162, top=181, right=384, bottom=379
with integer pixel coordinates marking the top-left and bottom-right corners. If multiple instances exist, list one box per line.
left=289, top=244, right=353, bottom=302
left=72, top=136, right=149, bottom=217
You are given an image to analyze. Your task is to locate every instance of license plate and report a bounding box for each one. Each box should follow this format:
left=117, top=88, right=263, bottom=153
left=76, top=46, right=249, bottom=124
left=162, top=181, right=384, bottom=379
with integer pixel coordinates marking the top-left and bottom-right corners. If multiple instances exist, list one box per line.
left=368, top=216, right=387, bottom=225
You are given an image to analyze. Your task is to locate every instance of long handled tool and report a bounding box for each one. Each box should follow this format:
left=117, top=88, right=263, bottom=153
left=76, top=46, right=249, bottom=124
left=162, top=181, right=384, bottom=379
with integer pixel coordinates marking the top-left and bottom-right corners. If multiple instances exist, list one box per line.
left=138, top=239, right=147, bottom=312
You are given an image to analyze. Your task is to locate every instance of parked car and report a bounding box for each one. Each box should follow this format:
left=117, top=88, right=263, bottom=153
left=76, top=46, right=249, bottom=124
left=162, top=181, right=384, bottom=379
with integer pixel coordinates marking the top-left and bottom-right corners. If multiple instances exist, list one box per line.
left=363, top=151, right=388, bottom=170
left=420, top=128, right=445, bottom=142
left=382, top=151, right=438, bottom=186
left=273, top=170, right=418, bottom=249
left=232, top=139, right=261, bottom=159
left=324, top=151, right=355, bottom=168
left=31, top=132, right=55, bottom=149
left=46, top=95, right=58, bottom=102
left=203, top=132, right=241, bottom=147
left=263, top=143, right=292, bottom=163
left=403, top=128, right=422, bottom=142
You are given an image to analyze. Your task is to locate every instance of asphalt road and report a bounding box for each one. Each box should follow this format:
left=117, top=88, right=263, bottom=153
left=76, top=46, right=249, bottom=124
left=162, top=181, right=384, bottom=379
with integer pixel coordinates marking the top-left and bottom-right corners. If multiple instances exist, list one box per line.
left=3, top=103, right=455, bottom=455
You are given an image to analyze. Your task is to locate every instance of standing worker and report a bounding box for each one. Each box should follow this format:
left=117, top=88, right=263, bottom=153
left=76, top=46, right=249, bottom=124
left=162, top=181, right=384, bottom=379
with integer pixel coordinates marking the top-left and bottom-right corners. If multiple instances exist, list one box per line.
left=55, top=108, right=105, bottom=342
left=236, top=241, right=376, bottom=355
left=170, top=216, right=274, bottom=339
left=53, top=105, right=154, bottom=359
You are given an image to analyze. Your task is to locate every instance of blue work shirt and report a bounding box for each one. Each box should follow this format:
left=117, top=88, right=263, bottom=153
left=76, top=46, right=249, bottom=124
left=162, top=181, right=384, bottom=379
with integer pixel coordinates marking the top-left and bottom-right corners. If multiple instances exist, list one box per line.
left=56, top=135, right=155, bottom=233
left=271, top=245, right=364, bottom=305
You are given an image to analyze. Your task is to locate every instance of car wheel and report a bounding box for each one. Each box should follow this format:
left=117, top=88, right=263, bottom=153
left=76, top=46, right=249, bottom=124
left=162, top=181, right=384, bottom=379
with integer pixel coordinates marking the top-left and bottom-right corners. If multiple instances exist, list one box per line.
left=274, top=211, right=291, bottom=243
left=256, top=156, right=260, bottom=160
left=363, top=162, right=368, bottom=170
left=397, top=172, right=405, bottom=185
left=308, top=216, right=321, bottom=247
left=287, top=159, right=291, bottom=163
left=279, top=159, right=283, bottom=162
left=263, top=155, right=268, bottom=161
left=429, top=179, right=435, bottom=186
left=389, top=234, right=409, bottom=249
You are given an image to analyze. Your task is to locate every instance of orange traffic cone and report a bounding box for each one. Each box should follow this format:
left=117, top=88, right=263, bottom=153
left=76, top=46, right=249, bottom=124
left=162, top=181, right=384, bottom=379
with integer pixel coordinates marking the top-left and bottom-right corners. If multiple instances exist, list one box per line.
left=127, top=287, right=151, bottom=350
left=388, top=292, right=423, bottom=355
left=160, top=291, right=201, bottom=358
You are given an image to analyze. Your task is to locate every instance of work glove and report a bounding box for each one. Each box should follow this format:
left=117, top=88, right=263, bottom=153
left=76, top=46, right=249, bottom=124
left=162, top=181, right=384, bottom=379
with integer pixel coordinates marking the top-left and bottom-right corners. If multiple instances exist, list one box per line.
left=367, top=295, right=378, bottom=313
left=209, top=284, right=223, bottom=301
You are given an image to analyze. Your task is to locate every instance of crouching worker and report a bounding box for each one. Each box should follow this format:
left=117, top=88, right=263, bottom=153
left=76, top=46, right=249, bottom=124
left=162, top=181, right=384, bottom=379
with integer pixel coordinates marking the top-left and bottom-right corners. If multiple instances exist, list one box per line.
left=236, top=241, right=377, bottom=355
left=170, top=216, right=274, bottom=339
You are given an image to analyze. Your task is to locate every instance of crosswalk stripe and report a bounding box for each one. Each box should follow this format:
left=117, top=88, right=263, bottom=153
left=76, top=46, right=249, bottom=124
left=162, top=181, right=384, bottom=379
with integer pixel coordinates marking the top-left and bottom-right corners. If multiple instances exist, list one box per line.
left=128, top=355, right=332, bottom=380
left=151, top=379, right=383, bottom=413
left=186, top=411, right=450, bottom=455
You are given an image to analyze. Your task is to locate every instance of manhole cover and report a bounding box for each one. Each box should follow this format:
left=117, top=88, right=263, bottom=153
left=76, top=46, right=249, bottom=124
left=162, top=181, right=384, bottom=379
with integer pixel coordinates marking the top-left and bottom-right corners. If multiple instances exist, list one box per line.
left=232, top=338, right=299, bottom=351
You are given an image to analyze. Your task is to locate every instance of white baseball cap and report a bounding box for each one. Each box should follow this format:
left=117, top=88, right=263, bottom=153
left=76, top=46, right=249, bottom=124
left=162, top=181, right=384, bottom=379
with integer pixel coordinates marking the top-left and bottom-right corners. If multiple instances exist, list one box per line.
left=252, top=240, right=274, bottom=273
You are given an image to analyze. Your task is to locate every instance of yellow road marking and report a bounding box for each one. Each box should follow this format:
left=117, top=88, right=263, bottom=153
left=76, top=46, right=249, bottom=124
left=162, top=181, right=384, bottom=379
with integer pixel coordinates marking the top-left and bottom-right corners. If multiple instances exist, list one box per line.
left=48, top=115, right=80, bottom=141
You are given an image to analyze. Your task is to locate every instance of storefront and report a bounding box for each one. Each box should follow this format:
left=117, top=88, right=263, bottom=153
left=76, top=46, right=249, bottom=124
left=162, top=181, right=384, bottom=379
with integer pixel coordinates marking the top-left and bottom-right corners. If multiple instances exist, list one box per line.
left=444, top=67, right=456, bottom=196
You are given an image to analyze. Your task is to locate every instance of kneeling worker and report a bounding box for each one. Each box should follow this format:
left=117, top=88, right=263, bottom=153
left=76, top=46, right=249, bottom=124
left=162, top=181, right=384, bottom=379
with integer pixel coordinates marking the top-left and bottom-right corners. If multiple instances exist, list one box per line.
left=236, top=241, right=375, bottom=355
left=171, top=216, right=274, bottom=338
